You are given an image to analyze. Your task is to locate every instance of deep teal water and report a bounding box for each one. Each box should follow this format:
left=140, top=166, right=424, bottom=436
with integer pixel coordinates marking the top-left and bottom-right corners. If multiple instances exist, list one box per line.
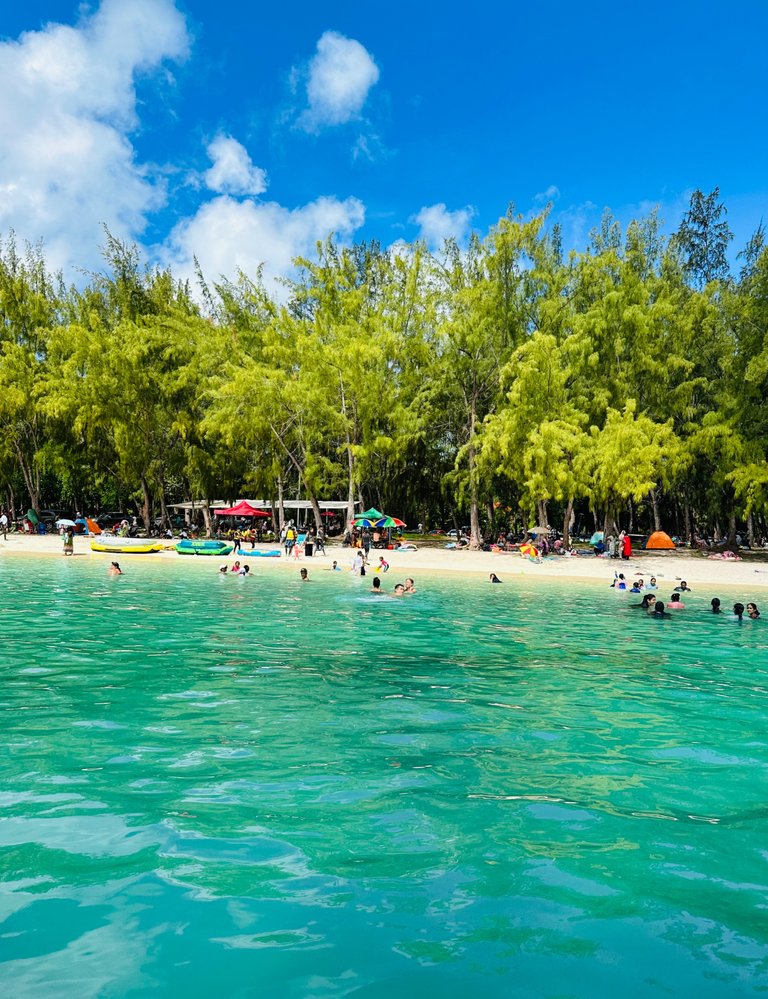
left=1, top=556, right=768, bottom=997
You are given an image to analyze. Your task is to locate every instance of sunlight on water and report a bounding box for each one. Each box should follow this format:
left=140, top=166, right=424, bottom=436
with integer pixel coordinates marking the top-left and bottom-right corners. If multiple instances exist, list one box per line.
left=1, top=557, right=767, bottom=996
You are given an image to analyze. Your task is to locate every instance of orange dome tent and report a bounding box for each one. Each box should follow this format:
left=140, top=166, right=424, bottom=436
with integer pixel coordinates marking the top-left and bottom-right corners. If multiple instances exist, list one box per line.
left=645, top=531, right=675, bottom=550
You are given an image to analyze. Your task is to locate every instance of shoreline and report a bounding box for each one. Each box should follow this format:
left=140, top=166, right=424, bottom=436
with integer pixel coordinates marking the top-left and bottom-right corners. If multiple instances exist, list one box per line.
left=3, top=533, right=768, bottom=596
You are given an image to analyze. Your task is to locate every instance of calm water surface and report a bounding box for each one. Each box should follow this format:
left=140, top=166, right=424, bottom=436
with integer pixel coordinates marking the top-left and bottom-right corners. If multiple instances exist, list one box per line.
left=1, top=556, right=767, bottom=997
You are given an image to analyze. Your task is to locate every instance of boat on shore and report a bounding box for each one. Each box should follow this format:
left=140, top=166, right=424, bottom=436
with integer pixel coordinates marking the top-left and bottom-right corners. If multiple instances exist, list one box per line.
left=91, top=537, right=164, bottom=554
left=175, top=540, right=234, bottom=556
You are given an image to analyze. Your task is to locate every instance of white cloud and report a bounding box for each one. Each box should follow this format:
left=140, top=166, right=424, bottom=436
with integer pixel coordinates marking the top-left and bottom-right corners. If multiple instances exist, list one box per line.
left=0, top=0, right=189, bottom=273
left=534, top=184, right=561, bottom=203
left=204, top=135, right=267, bottom=197
left=412, top=203, right=474, bottom=249
left=299, top=31, right=379, bottom=133
left=164, top=193, right=365, bottom=290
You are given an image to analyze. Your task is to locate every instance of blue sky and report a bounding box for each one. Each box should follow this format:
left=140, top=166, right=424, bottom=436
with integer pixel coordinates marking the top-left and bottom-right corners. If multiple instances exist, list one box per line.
left=2, top=1, right=767, bottom=288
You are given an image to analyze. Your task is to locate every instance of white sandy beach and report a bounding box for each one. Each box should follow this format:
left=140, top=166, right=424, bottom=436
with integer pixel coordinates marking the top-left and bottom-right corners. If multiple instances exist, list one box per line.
left=3, top=532, right=768, bottom=595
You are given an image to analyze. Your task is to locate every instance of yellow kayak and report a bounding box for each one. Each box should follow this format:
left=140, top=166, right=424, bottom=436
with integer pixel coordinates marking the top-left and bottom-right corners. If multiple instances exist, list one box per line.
left=90, top=537, right=164, bottom=554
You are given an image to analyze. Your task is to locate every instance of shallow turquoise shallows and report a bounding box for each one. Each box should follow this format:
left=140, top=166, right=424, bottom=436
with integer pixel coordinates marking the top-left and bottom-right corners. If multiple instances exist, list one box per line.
left=2, top=557, right=768, bottom=997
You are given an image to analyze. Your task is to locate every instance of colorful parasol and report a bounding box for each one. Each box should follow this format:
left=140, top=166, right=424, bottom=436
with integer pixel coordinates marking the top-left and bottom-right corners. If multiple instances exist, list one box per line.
left=520, top=543, right=539, bottom=557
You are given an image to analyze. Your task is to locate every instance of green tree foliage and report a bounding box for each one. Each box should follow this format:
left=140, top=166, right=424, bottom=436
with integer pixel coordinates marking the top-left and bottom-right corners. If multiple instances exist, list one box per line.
left=2, top=194, right=767, bottom=547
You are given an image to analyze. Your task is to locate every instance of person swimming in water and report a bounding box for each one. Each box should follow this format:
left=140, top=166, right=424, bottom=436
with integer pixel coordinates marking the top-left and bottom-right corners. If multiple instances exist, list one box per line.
left=330, top=560, right=341, bottom=571
left=647, top=577, right=658, bottom=590
left=668, top=592, right=685, bottom=609
left=370, top=577, right=383, bottom=593
left=489, top=573, right=502, bottom=583
left=404, top=577, right=416, bottom=593
left=651, top=600, right=670, bottom=618
left=300, top=568, right=309, bottom=581
left=710, top=597, right=721, bottom=613
left=219, top=564, right=228, bottom=575
left=747, top=602, right=760, bottom=619
left=393, top=583, right=405, bottom=596
left=674, top=580, right=692, bottom=592
left=610, top=573, right=627, bottom=590
left=733, top=602, right=745, bottom=621
left=108, top=562, right=122, bottom=575
left=635, top=594, right=656, bottom=610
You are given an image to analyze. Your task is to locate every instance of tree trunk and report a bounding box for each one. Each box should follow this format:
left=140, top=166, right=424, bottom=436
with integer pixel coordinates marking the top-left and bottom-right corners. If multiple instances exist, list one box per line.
left=628, top=498, right=635, bottom=533
left=747, top=512, right=755, bottom=548
left=139, top=474, right=152, bottom=535
left=649, top=488, right=662, bottom=532
left=201, top=502, right=212, bottom=538
left=16, top=446, right=39, bottom=513
left=684, top=503, right=692, bottom=547
left=468, top=397, right=482, bottom=549
left=562, top=498, right=574, bottom=549
left=725, top=511, right=738, bottom=552
left=277, top=476, right=286, bottom=531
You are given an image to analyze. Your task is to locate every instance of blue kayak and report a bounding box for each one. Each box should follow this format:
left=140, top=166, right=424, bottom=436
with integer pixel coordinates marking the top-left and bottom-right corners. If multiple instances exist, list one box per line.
left=242, top=550, right=282, bottom=558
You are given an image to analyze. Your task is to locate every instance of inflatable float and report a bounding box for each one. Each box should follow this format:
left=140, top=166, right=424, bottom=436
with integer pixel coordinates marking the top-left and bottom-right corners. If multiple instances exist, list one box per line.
left=175, top=540, right=234, bottom=556
left=91, top=537, right=163, bottom=554
left=242, top=549, right=282, bottom=558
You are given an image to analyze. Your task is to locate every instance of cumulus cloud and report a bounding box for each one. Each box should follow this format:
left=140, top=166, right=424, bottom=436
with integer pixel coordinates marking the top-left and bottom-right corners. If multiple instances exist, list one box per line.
left=204, top=135, right=267, bottom=196
left=164, top=193, right=366, bottom=290
left=299, top=31, right=379, bottom=133
left=0, top=0, right=189, bottom=273
left=412, top=203, right=474, bottom=249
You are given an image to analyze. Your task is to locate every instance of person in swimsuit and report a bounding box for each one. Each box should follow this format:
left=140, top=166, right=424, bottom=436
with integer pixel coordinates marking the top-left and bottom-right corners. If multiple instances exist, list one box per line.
left=393, top=584, right=405, bottom=596
left=489, top=573, right=502, bottom=583
left=404, top=578, right=416, bottom=593
left=710, top=598, right=721, bottom=613
left=747, top=602, right=761, bottom=619
left=668, top=592, right=685, bottom=609
left=300, top=568, right=309, bottom=581
left=108, top=562, right=122, bottom=575
left=733, top=602, right=745, bottom=621
left=651, top=600, right=670, bottom=618
left=370, top=577, right=383, bottom=593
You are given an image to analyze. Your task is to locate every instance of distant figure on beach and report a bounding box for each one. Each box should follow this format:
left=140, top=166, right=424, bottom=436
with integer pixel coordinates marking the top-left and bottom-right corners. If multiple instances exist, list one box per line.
left=622, top=533, right=632, bottom=560
left=300, top=568, right=309, bottom=581
left=747, top=602, right=760, bottom=619
left=63, top=527, right=74, bottom=556
left=370, top=577, right=382, bottom=593
left=404, top=578, right=416, bottom=593
left=733, top=602, right=745, bottom=621
left=651, top=600, right=670, bottom=618
left=668, top=592, right=685, bottom=609
left=0, top=511, right=7, bottom=540
left=108, top=562, right=122, bottom=575
left=710, top=598, right=721, bottom=613
left=489, top=573, right=502, bottom=583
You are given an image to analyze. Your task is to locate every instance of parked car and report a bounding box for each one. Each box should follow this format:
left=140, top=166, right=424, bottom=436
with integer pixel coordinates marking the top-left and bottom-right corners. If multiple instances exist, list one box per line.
left=446, top=527, right=471, bottom=538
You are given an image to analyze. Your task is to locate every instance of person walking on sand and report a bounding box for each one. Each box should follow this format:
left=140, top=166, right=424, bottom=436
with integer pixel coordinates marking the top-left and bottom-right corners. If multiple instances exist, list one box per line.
left=0, top=511, right=7, bottom=540
left=63, top=526, right=74, bottom=556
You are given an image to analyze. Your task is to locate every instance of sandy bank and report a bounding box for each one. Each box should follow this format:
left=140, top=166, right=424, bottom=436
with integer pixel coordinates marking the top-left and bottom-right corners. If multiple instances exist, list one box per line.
left=3, top=532, right=768, bottom=596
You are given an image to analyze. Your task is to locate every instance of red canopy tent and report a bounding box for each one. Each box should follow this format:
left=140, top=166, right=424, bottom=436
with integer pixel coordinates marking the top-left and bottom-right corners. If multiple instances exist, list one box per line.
left=214, top=501, right=270, bottom=517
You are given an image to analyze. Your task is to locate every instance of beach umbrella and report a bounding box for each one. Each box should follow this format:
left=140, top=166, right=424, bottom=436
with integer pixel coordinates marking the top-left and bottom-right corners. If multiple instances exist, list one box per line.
left=528, top=525, right=551, bottom=534
left=56, top=519, right=77, bottom=528
left=520, top=543, right=539, bottom=557
left=214, top=501, right=270, bottom=517
left=374, top=517, right=406, bottom=529
left=645, top=530, right=675, bottom=550
left=589, top=531, right=604, bottom=545
left=356, top=507, right=384, bottom=522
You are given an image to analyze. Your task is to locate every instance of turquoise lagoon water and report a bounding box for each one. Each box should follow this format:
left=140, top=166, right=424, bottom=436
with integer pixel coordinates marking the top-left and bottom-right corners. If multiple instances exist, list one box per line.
left=1, top=556, right=768, bottom=997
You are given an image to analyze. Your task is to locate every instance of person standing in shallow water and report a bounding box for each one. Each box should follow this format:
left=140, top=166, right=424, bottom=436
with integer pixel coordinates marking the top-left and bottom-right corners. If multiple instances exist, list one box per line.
left=710, top=598, right=722, bottom=613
